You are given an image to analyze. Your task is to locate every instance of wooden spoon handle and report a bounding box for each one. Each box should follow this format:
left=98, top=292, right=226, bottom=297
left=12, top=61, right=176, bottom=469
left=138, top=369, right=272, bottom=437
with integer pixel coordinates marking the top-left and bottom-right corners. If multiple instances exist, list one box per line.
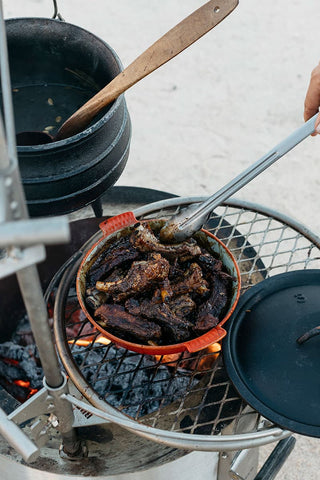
left=56, top=0, right=238, bottom=140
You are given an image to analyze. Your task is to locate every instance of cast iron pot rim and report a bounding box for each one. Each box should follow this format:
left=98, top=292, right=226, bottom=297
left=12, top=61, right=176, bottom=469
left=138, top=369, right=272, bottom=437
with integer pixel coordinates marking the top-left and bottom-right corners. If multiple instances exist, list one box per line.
left=6, top=17, right=125, bottom=152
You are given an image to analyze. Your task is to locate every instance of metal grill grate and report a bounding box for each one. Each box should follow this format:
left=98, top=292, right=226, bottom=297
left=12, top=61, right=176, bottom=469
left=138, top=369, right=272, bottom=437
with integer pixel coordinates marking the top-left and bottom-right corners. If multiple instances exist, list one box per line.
left=54, top=199, right=320, bottom=441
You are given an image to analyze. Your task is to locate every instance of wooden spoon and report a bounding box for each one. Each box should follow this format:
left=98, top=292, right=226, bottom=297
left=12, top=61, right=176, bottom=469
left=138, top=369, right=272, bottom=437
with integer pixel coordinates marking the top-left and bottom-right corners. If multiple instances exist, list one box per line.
left=53, top=0, right=238, bottom=141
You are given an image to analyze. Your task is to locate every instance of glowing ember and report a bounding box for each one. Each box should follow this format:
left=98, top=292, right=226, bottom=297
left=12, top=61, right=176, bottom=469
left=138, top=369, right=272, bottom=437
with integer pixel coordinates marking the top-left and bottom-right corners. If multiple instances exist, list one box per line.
left=152, top=343, right=221, bottom=371
left=13, top=379, right=38, bottom=399
left=68, top=334, right=111, bottom=347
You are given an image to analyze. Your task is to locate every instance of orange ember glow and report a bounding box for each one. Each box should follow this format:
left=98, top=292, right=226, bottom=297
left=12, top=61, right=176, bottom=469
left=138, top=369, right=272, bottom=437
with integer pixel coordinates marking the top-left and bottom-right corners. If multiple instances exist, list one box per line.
left=13, top=379, right=30, bottom=388
left=13, top=379, right=38, bottom=399
left=67, top=336, right=221, bottom=372
left=68, top=335, right=111, bottom=347
left=154, top=343, right=221, bottom=371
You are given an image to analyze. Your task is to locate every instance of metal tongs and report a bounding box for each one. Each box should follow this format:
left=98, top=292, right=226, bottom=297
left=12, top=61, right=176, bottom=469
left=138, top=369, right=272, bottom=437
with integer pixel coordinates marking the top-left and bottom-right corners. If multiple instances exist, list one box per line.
left=160, top=113, right=318, bottom=242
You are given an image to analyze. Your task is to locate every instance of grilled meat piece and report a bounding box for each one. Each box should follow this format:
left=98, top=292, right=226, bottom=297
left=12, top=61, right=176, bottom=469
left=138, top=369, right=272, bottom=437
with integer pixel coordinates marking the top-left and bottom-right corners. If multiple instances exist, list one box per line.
left=87, top=238, right=140, bottom=287
left=151, top=278, right=173, bottom=304
left=125, top=297, right=192, bottom=343
left=130, top=223, right=201, bottom=259
left=85, top=287, right=108, bottom=310
left=193, top=313, right=219, bottom=335
left=94, top=304, right=162, bottom=343
left=124, top=298, right=141, bottom=316
left=139, top=300, right=192, bottom=343
left=197, top=254, right=223, bottom=274
left=171, top=263, right=209, bottom=297
left=169, top=294, right=196, bottom=318
left=96, top=253, right=170, bottom=302
left=195, top=273, right=232, bottom=333
left=169, top=257, right=185, bottom=280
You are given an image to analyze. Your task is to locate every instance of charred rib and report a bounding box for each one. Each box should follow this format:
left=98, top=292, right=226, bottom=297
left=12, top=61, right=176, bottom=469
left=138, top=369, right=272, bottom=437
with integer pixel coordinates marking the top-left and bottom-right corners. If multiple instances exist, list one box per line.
left=130, top=223, right=201, bottom=258
left=95, top=304, right=162, bottom=343
left=96, top=253, right=170, bottom=302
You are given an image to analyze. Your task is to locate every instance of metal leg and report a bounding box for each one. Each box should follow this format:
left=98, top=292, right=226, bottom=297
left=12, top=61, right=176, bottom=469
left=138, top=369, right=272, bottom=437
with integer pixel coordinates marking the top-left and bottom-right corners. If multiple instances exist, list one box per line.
left=16, top=266, right=84, bottom=457
left=91, top=197, right=103, bottom=217
left=253, top=436, right=296, bottom=480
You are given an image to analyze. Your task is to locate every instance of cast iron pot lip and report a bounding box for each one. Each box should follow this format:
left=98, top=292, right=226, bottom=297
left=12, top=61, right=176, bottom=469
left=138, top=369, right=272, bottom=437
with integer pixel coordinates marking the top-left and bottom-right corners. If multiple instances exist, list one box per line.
left=5, top=17, right=125, bottom=152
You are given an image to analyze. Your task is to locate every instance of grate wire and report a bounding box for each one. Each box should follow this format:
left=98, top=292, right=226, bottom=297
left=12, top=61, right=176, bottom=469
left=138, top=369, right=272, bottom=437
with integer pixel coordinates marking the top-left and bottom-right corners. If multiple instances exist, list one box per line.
left=56, top=202, right=320, bottom=439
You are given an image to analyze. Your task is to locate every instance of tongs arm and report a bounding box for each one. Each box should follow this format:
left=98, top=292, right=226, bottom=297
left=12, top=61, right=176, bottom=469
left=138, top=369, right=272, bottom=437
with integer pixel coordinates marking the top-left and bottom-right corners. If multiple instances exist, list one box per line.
left=160, top=113, right=318, bottom=242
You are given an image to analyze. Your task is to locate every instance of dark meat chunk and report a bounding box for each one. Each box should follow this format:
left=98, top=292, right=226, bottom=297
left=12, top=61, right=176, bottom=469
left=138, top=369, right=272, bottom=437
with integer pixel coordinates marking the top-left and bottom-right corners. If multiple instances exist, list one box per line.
left=124, top=298, right=141, bottom=316
left=87, top=238, right=140, bottom=287
left=85, top=287, right=108, bottom=310
left=194, top=273, right=233, bottom=334
left=94, top=304, right=162, bottom=343
left=193, top=314, right=219, bottom=335
left=169, top=295, right=196, bottom=318
left=139, top=300, right=192, bottom=343
left=130, top=223, right=201, bottom=259
left=171, top=263, right=209, bottom=297
left=125, top=298, right=192, bottom=343
left=169, top=257, right=185, bottom=280
left=151, top=278, right=173, bottom=304
left=96, top=253, right=170, bottom=302
left=197, top=254, right=223, bottom=274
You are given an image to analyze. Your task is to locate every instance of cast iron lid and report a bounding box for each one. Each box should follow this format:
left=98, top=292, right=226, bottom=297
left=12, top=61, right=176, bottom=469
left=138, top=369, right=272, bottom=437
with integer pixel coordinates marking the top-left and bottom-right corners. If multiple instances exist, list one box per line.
left=223, top=269, right=320, bottom=438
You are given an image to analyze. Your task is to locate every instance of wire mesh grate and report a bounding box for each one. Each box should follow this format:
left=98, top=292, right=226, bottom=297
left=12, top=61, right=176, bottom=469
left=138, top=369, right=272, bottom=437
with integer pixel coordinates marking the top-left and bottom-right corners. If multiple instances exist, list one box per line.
left=56, top=202, right=320, bottom=437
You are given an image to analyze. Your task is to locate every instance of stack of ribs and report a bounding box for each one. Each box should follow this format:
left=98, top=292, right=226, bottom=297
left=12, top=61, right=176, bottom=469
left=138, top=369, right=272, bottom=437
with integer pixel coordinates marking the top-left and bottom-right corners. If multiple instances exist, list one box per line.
left=85, top=222, right=234, bottom=345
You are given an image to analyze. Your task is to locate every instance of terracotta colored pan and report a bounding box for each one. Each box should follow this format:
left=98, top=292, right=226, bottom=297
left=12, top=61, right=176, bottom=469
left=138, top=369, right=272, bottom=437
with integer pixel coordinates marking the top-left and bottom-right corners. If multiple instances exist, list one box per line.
left=76, top=211, right=241, bottom=355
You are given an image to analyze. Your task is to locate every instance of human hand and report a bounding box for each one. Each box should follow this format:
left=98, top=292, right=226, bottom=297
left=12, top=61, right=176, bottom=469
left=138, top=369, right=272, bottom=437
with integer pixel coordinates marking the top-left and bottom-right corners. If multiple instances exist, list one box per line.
left=304, top=62, right=320, bottom=135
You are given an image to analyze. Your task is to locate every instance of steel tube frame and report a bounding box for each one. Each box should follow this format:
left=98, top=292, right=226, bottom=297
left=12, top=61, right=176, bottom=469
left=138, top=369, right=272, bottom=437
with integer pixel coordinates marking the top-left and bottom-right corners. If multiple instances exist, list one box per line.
left=0, top=407, right=39, bottom=462
left=63, top=394, right=290, bottom=452
left=0, top=0, right=78, bottom=459
left=0, top=218, right=70, bottom=247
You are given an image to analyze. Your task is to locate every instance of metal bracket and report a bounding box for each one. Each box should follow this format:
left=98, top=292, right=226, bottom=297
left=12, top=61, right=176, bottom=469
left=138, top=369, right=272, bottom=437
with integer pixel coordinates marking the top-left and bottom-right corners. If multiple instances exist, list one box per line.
left=0, top=245, right=46, bottom=279
left=7, top=378, right=107, bottom=435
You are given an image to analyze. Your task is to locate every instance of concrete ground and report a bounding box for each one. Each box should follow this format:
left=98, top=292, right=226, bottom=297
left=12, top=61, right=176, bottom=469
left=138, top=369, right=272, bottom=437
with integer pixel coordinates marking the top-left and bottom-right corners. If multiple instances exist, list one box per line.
left=3, top=0, right=320, bottom=478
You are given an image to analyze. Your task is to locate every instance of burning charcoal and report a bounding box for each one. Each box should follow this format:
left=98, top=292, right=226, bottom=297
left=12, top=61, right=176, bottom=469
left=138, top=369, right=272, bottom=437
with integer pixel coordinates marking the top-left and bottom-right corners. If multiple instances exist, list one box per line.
left=87, top=237, right=140, bottom=287
left=72, top=345, right=198, bottom=418
left=0, top=343, right=43, bottom=389
left=171, top=263, right=209, bottom=297
left=96, top=253, right=170, bottom=302
left=12, top=315, right=35, bottom=346
left=94, top=304, right=162, bottom=343
left=130, top=223, right=201, bottom=259
left=169, top=294, right=196, bottom=318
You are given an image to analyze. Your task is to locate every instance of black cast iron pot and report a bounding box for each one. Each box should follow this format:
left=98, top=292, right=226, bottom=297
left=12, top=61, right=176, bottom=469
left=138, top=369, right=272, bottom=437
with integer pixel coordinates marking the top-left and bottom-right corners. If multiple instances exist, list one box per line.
left=2, top=18, right=131, bottom=216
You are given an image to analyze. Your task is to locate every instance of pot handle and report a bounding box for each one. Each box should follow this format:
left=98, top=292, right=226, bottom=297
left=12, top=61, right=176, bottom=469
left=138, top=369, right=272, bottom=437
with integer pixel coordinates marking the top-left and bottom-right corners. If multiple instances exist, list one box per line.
left=52, top=0, right=65, bottom=21
left=184, top=325, right=227, bottom=353
left=99, top=211, right=138, bottom=237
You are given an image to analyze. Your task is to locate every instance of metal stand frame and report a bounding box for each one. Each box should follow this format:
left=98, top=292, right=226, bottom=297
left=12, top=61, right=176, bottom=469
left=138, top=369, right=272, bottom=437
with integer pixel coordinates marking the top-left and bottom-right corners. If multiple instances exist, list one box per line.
left=0, top=0, right=84, bottom=462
